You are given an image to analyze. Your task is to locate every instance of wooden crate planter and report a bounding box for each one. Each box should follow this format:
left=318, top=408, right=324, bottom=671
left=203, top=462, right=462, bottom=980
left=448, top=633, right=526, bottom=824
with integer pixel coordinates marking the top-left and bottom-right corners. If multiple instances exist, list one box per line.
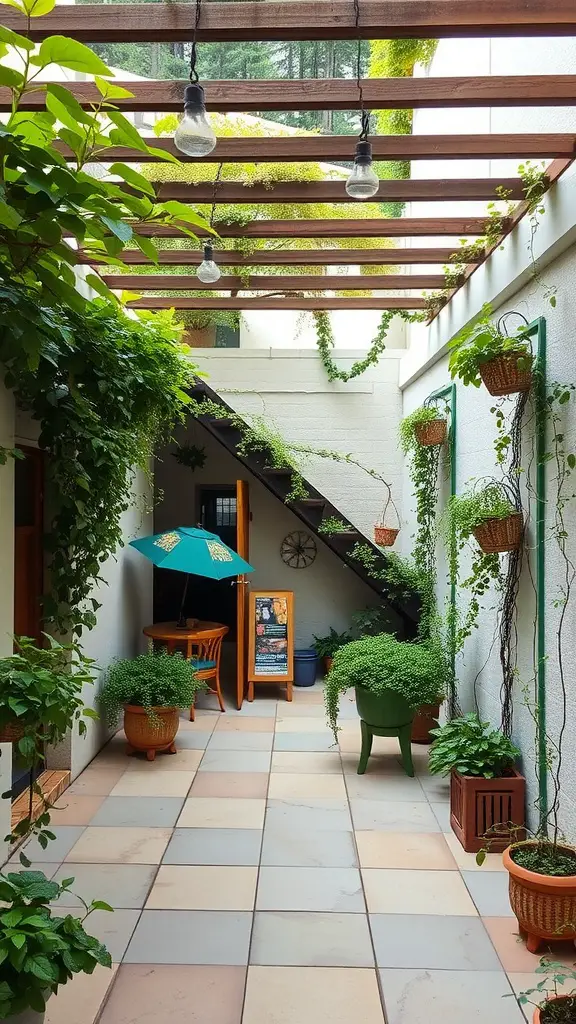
left=411, top=703, right=440, bottom=744
left=450, top=768, right=526, bottom=853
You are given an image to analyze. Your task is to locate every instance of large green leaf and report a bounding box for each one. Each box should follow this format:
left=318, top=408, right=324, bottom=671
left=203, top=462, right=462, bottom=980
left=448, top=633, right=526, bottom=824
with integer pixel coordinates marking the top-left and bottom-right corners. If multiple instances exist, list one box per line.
left=46, top=84, right=93, bottom=131
left=85, top=273, right=120, bottom=304
left=108, top=162, right=155, bottom=199
left=0, top=200, right=22, bottom=229
left=160, top=201, right=213, bottom=233
left=0, top=65, right=24, bottom=88
left=107, top=111, right=148, bottom=153
left=0, top=25, right=34, bottom=50
left=99, top=216, right=133, bottom=243
left=94, top=77, right=134, bottom=101
left=33, top=36, right=112, bottom=75
left=22, top=0, right=55, bottom=16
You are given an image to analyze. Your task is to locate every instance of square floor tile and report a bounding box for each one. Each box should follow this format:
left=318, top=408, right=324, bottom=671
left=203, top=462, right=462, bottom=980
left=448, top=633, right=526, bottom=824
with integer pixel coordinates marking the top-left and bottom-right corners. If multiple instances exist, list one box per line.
left=215, top=716, right=276, bottom=732
left=461, top=870, right=514, bottom=916
left=48, top=795, right=105, bottom=826
left=99, top=965, right=246, bottom=1024
left=178, top=797, right=266, bottom=830
left=251, top=912, right=374, bottom=967
left=371, top=914, right=502, bottom=970
left=110, top=771, right=195, bottom=798
left=268, top=774, right=346, bottom=799
left=430, top=802, right=451, bottom=831
left=243, top=966, right=385, bottom=1024
left=52, top=906, right=139, bottom=962
left=266, top=799, right=351, bottom=833
left=418, top=774, right=451, bottom=802
left=271, top=752, right=341, bottom=774
left=67, top=768, right=126, bottom=796
left=189, top=772, right=269, bottom=799
left=52, top=862, right=156, bottom=909
left=277, top=703, right=325, bottom=718
left=273, top=733, right=337, bottom=752
left=46, top=964, right=118, bottom=1024
left=163, top=828, right=262, bottom=866
left=125, top=910, right=252, bottom=965
left=362, top=869, right=478, bottom=915
left=345, top=775, right=427, bottom=802
left=207, top=732, right=273, bottom=751
left=508, top=972, right=576, bottom=1021
left=355, top=832, right=457, bottom=870
left=19, top=826, right=86, bottom=863
left=443, top=832, right=507, bottom=871
left=199, top=750, right=272, bottom=773
left=90, top=796, right=184, bottom=827
left=125, top=749, right=203, bottom=772
left=379, top=969, right=523, bottom=1024
left=483, top=917, right=576, bottom=972
left=147, top=865, right=258, bottom=910
left=257, top=867, right=364, bottom=912
left=174, top=731, right=214, bottom=749
left=261, top=825, right=356, bottom=868
left=340, top=751, right=404, bottom=776
left=65, top=827, right=172, bottom=864
left=350, top=800, right=441, bottom=832
left=275, top=717, right=333, bottom=734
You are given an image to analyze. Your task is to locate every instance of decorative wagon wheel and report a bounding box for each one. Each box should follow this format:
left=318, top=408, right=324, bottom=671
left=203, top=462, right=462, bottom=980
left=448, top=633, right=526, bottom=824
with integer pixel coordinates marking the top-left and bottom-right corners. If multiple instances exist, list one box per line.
left=280, top=531, right=317, bottom=569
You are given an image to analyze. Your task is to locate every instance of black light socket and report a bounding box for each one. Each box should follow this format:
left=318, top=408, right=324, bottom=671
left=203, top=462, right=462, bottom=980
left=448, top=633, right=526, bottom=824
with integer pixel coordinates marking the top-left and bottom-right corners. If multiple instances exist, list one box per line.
left=183, top=82, right=207, bottom=113
left=203, top=243, right=214, bottom=261
left=354, top=139, right=373, bottom=165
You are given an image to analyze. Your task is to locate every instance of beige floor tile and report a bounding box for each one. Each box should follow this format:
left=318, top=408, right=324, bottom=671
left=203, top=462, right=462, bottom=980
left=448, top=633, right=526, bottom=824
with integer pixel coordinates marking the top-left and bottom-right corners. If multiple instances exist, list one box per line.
left=65, top=826, right=172, bottom=864
left=339, top=751, right=405, bottom=777
left=268, top=774, right=346, bottom=800
left=507, top=972, right=576, bottom=1020
left=271, top=752, right=341, bottom=775
left=215, top=717, right=276, bottom=732
left=146, top=865, right=258, bottom=910
left=291, top=691, right=324, bottom=705
left=277, top=704, right=325, bottom=718
left=125, top=749, right=203, bottom=772
left=189, top=772, right=269, bottom=799
left=243, top=966, right=385, bottom=1024
left=67, top=769, right=127, bottom=797
left=443, top=832, right=507, bottom=871
left=48, top=795, right=105, bottom=826
left=99, top=964, right=246, bottom=1024
left=177, top=713, right=218, bottom=732
left=110, top=771, right=195, bottom=798
left=46, top=964, right=118, bottom=1024
left=484, top=917, right=576, bottom=972
left=276, top=717, right=334, bottom=734
left=362, top=868, right=478, bottom=915
left=355, top=832, right=458, bottom=870
left=178, top=797, right=266, bottom=829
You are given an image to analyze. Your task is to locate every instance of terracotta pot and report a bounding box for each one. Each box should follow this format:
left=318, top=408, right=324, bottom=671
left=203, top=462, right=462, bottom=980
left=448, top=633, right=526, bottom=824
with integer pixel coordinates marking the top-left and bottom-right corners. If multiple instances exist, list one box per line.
left=0, top=719, right=26, bottom=743
left=533, top=996, right=576, bottom=1022
left=374, top=526, right=399, bottom=547
left=411, top=703, right=440, bottom=744
left=503, top=843, right=576, bottom=954
left=414, top=419, right=447, bottom=447
left=473, top=513, right=523, bottom=554
left=479, top=351, right=532, bottom=396
left=450, top=768, right=525, bottom=853
left=123, top=705, right=180, bottom=762
left=324, top=656, right=333, bottom=674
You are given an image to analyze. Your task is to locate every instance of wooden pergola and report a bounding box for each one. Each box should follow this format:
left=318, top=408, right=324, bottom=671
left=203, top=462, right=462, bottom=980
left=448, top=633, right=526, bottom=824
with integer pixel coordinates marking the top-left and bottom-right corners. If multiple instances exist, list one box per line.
left=6, top=0, right=575, bottom=318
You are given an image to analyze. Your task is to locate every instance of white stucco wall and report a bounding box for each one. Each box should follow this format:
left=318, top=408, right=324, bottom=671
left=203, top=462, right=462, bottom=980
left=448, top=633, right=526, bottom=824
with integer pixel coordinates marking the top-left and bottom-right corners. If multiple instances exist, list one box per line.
left=238, top=309, right=407, bottom=349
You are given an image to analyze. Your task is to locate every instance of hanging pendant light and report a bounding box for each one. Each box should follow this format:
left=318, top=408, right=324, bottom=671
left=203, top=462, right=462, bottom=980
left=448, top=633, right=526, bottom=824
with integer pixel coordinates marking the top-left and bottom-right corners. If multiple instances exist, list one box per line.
left=174, top=0, right=216, bottom=158
left=345, top=0, right=379, bottom=201
left=196, top=243, right=221, bottom=283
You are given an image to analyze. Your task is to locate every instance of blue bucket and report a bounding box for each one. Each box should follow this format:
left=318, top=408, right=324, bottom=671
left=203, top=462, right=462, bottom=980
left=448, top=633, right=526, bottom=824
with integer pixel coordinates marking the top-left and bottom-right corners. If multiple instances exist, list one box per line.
left=294, top=648, right=318, bottom=687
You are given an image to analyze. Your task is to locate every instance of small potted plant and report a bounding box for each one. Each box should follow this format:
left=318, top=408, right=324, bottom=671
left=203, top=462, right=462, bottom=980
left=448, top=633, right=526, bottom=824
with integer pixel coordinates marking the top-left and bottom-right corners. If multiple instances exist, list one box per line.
left=0, top=869, right=112, bottom=1022
left=317, top=516, right=356, bottom=537
left=429, top=713, right=525, bottom=852
left=312, top=627, right=352, bottom=673
left=447, top=482, right=523, bottom=554
left=325, top=633, right=446, bottom=776
left=500, top=835, right=576, bottom=955
left=100, top=647, right=205, bottom=761
left=400, top=405, right=447, bottom=449
left=448, top=304, right=533, bottom=396
left=514, top=957, right=576, bottom=1022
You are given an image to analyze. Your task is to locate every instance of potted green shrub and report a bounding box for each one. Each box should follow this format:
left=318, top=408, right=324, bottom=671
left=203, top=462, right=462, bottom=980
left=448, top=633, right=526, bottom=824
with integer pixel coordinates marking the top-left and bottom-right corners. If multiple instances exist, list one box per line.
left=100, top=647, right=205, bottom=761
left=500, top=835, right=576, bottom=955
left=448, top=305, right=533, bottom=395
left=447, top=483, right=523, bottom=554
left=514, top=957, right=576, bottom=1022
left=400, top=405, right=447, bottom=449
left=325, top=633, right=446, bottom=776
left=0, top=869, right=112, bottom=1023
left=312, top=627, right=352, bottom=673
left=429, top=713, right=525, bottom=852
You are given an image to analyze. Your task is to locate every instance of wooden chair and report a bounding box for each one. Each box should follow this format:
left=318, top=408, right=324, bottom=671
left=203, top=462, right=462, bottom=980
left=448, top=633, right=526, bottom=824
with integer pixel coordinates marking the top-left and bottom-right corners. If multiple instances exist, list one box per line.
left=188, top=625, right=229, bottom=720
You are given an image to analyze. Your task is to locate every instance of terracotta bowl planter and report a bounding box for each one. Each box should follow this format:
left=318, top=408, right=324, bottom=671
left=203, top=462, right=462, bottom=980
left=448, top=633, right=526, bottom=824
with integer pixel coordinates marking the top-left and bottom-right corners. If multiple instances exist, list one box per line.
left=414, top=419, right=447, bottom=447
left=324, top=656, right=333, bottom=674
left=533, top=996, right=576, bottom=1022
left=374, top=526, right=399, bottom=547
left=479, top=351, right=532, bottom=396
left=411, top=703, right=440, bottom=744
left=503, top=843, right=576, bottom=953
left=123, top=705, right=180, bottom=762
left=473, top=513, right=523, bottom=554
left=450, top=768, right=525, bottom=853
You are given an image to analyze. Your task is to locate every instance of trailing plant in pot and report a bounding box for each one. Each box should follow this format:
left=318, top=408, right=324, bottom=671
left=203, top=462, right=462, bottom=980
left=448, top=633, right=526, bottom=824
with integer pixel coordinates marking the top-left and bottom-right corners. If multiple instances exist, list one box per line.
left=312, top=627, right=352, bottom=673
left=448, top=304, right=533, bottom=396
left=400, top=405, right=447, bottom=449
left=429, top=713, right=525, bottom=852
left=514, top=957, right=576, bottom=1023
left=447, top=482, right=523, bottom=555
left=325, top=633, right=446, bottom=776
left=373, top=487, right=401, bottom=548
left=100, top=648, right=206, bottom=761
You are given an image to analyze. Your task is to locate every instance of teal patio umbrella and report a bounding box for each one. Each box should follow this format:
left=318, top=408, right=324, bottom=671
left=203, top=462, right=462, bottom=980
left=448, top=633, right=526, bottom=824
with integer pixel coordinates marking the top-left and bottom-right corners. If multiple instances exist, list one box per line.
left=130, top=526, right=254, bottom=628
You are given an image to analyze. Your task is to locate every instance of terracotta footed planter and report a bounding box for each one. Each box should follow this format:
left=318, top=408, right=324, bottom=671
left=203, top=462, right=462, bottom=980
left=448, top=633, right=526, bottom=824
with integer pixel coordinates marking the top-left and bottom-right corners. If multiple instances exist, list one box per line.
left=473, top=513, right=523, bottom=554
left=374, top=526, right=399, bottom=547
left=533, top=996, right=576, bottom=1022
left=450, top=768, right=525, bottom=853
left=324, top=656, right=333, bottom=674
left=414, top=419, right=447, bottom=447
left=123, top=705, right=180, bottom=761
left=503, top=843, right=576, bottom=954
left=411, top=703, right=440, bottom=744
left=479, top=351, right=532, bottom=396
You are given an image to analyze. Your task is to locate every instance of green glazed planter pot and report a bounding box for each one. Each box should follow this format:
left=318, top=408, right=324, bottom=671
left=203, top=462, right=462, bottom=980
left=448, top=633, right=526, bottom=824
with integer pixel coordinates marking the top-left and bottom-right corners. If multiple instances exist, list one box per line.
left=354, top=685, right=415, bottom=777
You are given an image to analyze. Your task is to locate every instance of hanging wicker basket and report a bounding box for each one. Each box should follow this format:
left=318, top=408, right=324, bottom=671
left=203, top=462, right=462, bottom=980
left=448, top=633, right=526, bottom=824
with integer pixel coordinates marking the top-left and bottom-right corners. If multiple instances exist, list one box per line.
left=472, top=513, right=523, bottom=554
left=374, top=525, right=399, bottom=547
left=414, top=418, right=447, bottom=447
left=0, top=719, right=26, bottom=744
left=479, top=352, right=532, bottom=396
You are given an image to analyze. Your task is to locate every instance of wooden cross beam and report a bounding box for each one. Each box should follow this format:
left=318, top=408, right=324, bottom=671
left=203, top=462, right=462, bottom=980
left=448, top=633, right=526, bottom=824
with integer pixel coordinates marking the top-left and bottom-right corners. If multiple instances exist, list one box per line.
left=126, top=296, right=429, bottom=310
left=126, top=217, right=493, bottom=239
left=80, top=247, right=478, bottom=267
left=101, top=273, right=447, bottom=291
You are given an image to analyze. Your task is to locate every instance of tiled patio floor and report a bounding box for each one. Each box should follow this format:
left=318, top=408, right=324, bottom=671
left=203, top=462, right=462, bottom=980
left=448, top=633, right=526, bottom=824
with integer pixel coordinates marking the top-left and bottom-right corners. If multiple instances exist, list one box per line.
left=9, top=685, right=570, bottom=1023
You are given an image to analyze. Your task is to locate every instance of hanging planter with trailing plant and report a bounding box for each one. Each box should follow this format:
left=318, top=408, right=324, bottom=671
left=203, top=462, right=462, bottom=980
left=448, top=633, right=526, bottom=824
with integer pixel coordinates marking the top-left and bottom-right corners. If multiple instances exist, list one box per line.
left=448, top=481, right=523, bottom=556
left=478, top=351, right=532, bottom=397
left=373, top=486, right=401, bottom=547
left=473, top=510, right=523, bottom=554
left=449, top=306, right=533, bottom=397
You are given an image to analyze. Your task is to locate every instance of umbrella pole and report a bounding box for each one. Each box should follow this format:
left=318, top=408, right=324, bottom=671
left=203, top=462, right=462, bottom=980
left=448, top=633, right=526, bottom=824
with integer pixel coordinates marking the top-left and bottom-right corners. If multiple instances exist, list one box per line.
left=176, top=574, right=190, bottom=629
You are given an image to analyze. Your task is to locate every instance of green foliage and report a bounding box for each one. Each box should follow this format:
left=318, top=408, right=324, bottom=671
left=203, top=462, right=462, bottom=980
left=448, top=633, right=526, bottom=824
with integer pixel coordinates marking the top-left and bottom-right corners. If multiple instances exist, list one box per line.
left=514, top=957, right=576, bottom=1021
left=100, top=648, right=206, bottom=726
left=511, top=843, right=576, bottom=879
left=429, top=712, right=520, bottom=779
left=325, top=632, right=446, bottom=738
left=399, top=405, right=446, bottom=453
left=350, top=604, right=395, bottom=638
left=312, top=627, right=352, bottom=659
left=0, top=870, right=112, bottom=1018
left=317, top=516, right=351, bottom=535
left=447, top=484, right=517, bottom=536
left=312, top=308, right=426, bottom=383
left=173, top=443, right=207, bottom=472
left=349, top=544, right=431, bottom=630
left=448, top=304, right=532, bottom=388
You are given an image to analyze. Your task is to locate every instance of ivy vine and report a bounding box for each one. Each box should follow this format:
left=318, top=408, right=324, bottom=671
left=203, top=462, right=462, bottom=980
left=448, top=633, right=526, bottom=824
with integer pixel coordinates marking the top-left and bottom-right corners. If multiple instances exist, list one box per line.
left=312, top=308, right=426, bottom=383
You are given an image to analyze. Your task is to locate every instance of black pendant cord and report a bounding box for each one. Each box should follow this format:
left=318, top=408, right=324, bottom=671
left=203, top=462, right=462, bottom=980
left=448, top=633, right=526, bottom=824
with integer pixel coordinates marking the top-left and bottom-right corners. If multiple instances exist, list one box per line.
left=352, top=0, right=370, bottom=142
left=188, top=0, right=203, bottom=84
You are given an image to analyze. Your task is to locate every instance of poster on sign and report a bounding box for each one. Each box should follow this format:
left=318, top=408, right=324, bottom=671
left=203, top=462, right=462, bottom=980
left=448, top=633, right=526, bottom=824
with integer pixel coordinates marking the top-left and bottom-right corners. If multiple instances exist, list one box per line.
left=248, top=591, right=294, bottom=696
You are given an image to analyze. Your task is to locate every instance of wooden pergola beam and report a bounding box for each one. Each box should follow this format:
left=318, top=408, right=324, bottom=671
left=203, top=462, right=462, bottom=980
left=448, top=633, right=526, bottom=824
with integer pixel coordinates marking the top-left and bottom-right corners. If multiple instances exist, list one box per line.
left=81, top=247, right=478, bottom=267
left=128, top=217, right=492, bottom=239
left=4, top=1, right=576, bottom=42
left=6, top=77, right=576, bottom=113
left=127, top=296, right=428, bottom=310
left=102, top=273, right=446, bottom=291
left=140, top=179, right=524, bottom=204
left=54, top=135, right=576, bottom=164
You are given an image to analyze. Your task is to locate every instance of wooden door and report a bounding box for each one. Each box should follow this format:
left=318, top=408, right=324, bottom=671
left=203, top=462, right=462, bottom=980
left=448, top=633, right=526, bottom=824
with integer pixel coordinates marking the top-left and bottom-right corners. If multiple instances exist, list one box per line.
left=236, top=480, right=250, bottom=709
left=14, top=447, right=44, bottom=643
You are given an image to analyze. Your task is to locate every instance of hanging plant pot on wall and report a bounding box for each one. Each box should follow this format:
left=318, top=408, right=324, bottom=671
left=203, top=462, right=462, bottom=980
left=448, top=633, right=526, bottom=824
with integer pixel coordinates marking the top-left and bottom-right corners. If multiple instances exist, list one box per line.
left=414, top=418, right=447, bottom=447
left=479, top=352, right=532, bottom=397
left=473, top=512, right=523, bottom=554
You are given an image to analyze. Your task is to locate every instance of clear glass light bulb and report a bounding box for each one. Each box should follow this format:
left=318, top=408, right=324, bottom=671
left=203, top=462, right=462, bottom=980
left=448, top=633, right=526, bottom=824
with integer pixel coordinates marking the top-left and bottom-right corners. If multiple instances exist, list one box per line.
left=345, top=140, right=380, bottom=200
left=196, top=245, right=221, bottom=283
left=174, top=83, right=217, bottom=158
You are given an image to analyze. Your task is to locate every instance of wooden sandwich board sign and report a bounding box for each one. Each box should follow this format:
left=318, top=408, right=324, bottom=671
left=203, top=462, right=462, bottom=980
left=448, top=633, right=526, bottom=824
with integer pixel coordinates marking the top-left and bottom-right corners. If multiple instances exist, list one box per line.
left=247, top=590, right=294, bottom=701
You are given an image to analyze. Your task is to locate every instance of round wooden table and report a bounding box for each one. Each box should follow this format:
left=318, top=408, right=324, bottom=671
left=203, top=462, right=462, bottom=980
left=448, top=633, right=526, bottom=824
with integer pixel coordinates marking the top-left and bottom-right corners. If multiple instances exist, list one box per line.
left=143, top=620, right=229, bottom=718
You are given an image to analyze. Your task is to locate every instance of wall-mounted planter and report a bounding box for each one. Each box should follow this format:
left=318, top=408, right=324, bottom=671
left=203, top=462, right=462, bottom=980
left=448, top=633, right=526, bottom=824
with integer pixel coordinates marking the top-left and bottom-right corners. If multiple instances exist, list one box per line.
left=414, top=419, right=447, bottom=447
left=374, top=526, right=399, bottom=547
left=473, top=513, right=523, bottom=554
left=479, top=352, right=532, bottom=396
left=450, top=767, right=526, bottom=853
left=411, top=703, right=440, bottom=744
left=503, top=843, right=576, bottom=954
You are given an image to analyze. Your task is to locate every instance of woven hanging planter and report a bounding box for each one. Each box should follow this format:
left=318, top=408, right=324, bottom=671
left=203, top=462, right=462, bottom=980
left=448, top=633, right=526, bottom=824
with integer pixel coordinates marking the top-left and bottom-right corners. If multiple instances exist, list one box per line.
left=414, top=418, right=447, bottom=447
left=503, top=843, right=576, bottom=954
left=123, top=705, right=180, bottom=761
left=374, top=488, right=400, bottom=548
left=472, top=513, right=523, bottom=554
left=0, top=719, right=26, bottom=744
left=478, top=352, right=532, bottom=396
